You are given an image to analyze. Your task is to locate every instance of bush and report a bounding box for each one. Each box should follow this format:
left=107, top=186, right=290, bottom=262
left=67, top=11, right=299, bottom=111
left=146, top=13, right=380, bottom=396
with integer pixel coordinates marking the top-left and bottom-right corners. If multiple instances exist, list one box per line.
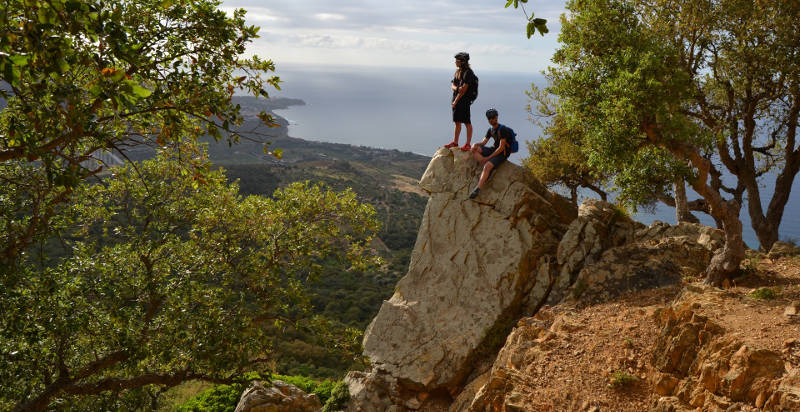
left=174, top=374, right=340, bottom=412
left=322, top=381, right=351, bottom=412
left=174, top=383, right=244, bottom=412
left=750, top=287, right=777, bottom=300
left=608, top=371, right=639, bottom=389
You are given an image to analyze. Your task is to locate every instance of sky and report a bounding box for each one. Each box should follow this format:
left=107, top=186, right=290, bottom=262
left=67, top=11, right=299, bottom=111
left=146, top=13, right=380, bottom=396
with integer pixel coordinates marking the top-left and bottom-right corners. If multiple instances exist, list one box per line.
left=220, top=0, right=568, bottom=73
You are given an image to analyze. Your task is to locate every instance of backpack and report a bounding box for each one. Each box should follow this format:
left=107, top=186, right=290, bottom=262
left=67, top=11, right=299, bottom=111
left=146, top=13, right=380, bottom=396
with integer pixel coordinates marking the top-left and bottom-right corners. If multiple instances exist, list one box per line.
left=469, top=73, right=479, bottom=103
left=494, top=124, right=519, bottom=154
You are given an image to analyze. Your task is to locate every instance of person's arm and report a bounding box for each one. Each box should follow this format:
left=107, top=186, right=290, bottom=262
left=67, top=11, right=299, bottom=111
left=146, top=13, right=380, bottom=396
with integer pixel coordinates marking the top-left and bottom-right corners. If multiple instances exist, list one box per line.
left=486, top=139, right=508, bottom=159
left=452, top=83, right=469, bottom=106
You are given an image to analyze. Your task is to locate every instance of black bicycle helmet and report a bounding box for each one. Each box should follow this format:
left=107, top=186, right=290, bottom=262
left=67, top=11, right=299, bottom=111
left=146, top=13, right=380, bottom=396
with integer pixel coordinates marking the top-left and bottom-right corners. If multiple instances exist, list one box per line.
left=486, top=108, right=499, bottom=119
left=454, top=52, right=470, bottom=62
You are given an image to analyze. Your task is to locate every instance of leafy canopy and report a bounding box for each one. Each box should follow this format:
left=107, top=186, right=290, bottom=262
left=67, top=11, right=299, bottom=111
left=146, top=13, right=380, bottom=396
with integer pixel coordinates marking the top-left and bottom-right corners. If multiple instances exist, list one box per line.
left=0, top=0, right=280, bottom=264
left=0, top=147, right=381, bottom=411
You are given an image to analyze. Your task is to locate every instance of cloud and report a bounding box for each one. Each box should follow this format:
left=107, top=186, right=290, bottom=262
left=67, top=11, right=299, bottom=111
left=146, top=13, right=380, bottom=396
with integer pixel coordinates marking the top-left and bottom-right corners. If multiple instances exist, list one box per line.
left=219, top=6, right=289, bottom=23
left=221, top=0, right=566, bottom=71
left=314, top=13, right=346, bottom=21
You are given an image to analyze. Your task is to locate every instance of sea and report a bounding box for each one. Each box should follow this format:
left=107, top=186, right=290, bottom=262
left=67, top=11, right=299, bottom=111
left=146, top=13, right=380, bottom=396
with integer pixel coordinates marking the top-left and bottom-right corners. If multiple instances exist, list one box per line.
left=271, top=64, right=800, bottom=250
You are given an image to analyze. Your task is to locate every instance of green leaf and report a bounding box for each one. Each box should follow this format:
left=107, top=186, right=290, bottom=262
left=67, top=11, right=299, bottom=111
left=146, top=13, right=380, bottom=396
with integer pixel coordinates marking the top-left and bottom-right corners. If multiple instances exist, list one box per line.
left=8, top=55, right=29, bottom=66
left=505, top=0, right=514, bottom=8
left=130, top=84, right=152, bottom=98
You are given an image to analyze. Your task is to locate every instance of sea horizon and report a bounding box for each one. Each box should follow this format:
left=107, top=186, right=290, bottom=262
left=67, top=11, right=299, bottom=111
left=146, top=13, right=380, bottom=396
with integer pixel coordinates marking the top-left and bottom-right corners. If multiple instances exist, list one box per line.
left=269, top=64, right=800, bottom=250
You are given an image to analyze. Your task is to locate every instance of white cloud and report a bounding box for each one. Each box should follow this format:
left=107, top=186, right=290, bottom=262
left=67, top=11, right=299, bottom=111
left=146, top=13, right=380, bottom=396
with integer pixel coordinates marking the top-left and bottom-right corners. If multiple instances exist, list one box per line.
left=219, top=6, right=289, bottom=23
left=313, top=13, right=346, bottom=21
left=221, top=0, right=566, bottom=72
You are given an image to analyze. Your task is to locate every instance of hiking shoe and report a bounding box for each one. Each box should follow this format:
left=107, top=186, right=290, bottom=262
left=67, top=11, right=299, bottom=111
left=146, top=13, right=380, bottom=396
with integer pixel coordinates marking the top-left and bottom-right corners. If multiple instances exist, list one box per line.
left=460, top=143, right=471, bottom=152
left=468, top=187, right=480, bottom=199
left=444, top=141, right=458, bottom=149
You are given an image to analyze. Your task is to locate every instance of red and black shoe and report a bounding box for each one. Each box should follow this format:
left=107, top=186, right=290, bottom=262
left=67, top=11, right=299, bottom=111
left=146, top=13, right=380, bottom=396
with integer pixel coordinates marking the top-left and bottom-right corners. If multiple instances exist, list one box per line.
left=460, top=143, right=471, bottom=152
left=444, top=141, right=458, bottom=149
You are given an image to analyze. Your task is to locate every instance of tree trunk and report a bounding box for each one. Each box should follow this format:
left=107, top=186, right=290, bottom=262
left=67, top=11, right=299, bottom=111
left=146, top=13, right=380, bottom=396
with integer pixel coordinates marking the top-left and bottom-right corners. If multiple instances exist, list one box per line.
left=703, top=199, right=746, bottom=286
left=569, top=185, right=578, bottom=207
left=642, top=122, right=746, bottom=287
left=674, top=179, right=699, bottom=224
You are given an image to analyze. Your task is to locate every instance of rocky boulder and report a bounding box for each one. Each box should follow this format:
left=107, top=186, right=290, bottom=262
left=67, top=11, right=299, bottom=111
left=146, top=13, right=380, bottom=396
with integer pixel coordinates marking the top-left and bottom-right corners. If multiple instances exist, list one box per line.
left=350, top=148, right=576, bottom=409
left=557, top=211, right=724, bottom=305
left=768, top=241, right=800, bottom=259
left=550, top=199, right=643, bottom=303
left=235, top=380, right=322, bottom=412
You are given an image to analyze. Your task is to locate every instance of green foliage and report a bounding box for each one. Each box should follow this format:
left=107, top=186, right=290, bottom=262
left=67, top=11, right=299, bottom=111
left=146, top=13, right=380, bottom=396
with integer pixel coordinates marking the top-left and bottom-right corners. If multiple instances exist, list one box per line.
left=504, top=0, right=548, bottom=37
left=608, top=371, right=639, bottom=389
left=322, top=381, right=351, bottom=412
left=0, top=0, right=280, bottom=265
left=750, top=288, right=777, bottom=300
left=540, top=0, right=800, bottom=252
left=174, top=374, right=340, bottom=412
left=174, top=383, right=242, bottom=412
left=0, top=148, right=381, bottom=410
left=524, top=106, right=609, bottom=203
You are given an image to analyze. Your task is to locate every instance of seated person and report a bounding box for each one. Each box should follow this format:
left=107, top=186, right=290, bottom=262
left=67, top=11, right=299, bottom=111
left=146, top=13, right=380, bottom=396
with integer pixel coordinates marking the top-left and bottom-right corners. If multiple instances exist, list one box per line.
left=469, top=108, right=511, bottom=199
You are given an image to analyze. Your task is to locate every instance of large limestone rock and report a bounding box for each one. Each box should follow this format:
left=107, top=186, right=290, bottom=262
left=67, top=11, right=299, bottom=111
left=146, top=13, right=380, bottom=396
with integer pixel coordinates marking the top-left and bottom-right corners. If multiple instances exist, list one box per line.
left=355, top=148, right=576, bottom=405
left=235, top=380, right=322, bottom=412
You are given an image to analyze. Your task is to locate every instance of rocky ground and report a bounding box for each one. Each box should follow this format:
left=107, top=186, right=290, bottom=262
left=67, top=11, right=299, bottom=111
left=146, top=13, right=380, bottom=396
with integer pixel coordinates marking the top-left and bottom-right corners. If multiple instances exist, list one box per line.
left=466, top=256, right=800, bottom=412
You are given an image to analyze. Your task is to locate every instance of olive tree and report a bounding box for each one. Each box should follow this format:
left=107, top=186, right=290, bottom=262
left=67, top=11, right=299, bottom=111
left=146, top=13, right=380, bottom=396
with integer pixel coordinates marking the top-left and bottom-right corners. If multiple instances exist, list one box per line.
left=543, top=0, right=752, bottom=285
left=537, top=0, right=800, bottom=261
left=0, top=0, right=280, bottom=265
left=0, top=149, right=380, bottom=411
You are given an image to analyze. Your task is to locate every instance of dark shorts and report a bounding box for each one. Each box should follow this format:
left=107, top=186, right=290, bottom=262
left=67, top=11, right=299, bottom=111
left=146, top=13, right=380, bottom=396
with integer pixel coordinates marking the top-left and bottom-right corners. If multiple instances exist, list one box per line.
left=481, top=146, right=508, bottom=167
left=452, top=99, right=471, bottom=124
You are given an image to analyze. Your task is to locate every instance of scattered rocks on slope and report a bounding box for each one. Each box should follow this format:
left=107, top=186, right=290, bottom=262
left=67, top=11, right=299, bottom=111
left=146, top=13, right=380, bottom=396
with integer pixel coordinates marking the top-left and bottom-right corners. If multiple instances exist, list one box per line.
left=348, top=148, right=576, bottom=410
left=235, top=380, right=322, bottom=412
left=650, top=286, right=798, bottom=411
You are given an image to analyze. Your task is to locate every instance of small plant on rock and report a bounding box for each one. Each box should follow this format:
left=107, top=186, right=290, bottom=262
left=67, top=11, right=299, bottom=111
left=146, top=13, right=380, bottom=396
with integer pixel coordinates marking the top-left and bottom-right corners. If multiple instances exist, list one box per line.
left=608, top=371, right=639, bottom=390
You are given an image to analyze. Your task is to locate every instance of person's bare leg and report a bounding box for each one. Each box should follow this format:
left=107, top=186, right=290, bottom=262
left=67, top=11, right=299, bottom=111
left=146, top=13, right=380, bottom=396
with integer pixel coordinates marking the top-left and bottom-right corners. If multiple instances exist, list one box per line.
left=465, top=123, right=473, bottom=146
left=453, top=122, right=462, bottom=144
left=477, top=162, right=494, bottom=190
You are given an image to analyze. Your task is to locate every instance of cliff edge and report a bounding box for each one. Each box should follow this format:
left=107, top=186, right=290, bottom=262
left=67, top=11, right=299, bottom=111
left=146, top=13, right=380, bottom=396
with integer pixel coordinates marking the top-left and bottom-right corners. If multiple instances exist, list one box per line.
left=341, top=147, right=775, bottom=412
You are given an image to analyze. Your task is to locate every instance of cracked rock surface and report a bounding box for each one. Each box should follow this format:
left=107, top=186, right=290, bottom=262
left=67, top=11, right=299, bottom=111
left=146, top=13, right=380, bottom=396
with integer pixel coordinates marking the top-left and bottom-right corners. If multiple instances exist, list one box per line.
left=352, top=148, right=575, bottom=409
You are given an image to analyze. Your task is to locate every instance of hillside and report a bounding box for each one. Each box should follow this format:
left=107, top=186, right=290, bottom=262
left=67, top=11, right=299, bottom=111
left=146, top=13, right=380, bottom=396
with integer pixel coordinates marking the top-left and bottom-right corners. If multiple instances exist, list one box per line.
left=211, top=97, right=430, bottom=378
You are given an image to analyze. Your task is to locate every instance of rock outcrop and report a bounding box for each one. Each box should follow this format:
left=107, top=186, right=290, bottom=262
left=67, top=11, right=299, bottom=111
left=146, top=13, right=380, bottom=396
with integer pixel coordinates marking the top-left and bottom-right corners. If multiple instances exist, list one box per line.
left=235, top=380, right=322, bottom=412
left=650, top=286, right=799, bottom=411
left=346, top=148, right=733, bottom=411
left=347, top=148, right=576, bottom=410
left=768, top=241, right=800, bottom=259
left=554, top=202, right=724, bottom=305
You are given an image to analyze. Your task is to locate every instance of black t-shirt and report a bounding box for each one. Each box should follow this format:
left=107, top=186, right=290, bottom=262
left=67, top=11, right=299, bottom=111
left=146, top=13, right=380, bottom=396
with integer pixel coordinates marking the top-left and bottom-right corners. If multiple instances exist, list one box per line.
left=452, top=68, right=477, bottom=101
left=485, top=125, right=513, bottom=151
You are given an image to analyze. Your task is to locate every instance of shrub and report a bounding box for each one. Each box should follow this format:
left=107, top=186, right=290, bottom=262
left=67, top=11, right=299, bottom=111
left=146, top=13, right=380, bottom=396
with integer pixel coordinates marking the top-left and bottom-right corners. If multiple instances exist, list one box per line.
left=608, top=371, right=639, bottom=389
left=750, top=288, right=777, bottom=300
left=322, top=381, right=351, bottom=412
left=173, top=374, right=340, bottom=412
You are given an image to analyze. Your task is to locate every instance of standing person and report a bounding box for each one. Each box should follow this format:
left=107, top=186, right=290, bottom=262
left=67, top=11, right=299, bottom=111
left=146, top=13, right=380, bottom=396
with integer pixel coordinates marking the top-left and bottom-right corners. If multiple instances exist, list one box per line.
left=444, top=52, right=477, bottom=152
left=469, top=108, right=513, bottom=199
